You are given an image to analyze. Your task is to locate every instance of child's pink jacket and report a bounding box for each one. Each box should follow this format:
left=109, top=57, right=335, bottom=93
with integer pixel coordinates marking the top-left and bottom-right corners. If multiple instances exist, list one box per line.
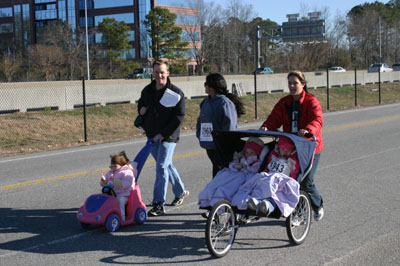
left=102, top=164, right=137, bottom=197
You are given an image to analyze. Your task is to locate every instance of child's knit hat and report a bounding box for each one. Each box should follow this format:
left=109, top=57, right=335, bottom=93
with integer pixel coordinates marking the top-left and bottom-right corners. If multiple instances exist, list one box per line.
left=278, top=136, right=295, bottom=149
left=243, top=137, right=264, bottom=156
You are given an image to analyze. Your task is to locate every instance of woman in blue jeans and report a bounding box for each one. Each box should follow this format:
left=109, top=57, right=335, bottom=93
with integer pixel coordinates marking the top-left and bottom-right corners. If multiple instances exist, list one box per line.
left=260, top=70, right=324, bottom=221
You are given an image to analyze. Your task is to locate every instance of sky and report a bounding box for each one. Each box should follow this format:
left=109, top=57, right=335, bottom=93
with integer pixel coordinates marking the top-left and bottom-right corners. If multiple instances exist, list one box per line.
left=222, top=0, right=391, bottom=24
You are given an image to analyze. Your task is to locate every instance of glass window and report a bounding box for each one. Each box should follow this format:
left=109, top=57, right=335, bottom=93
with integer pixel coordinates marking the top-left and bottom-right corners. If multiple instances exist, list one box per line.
left=80, top=13, right=134, bottom=26
left=23, top=4, right=31, bottom=46
left=175, top=14, right=198, bottom=25
left=120, top=48, right=135, bottom=59
left=95, top=30, right=134, bottom=43
left=59, top=0, right=66, bottom=21
left=181, top=31, right=199, bottom=41
left=68, top=0, right=76, bottom=31
left=79, top=0, right=133, bottom=10
left=0, top=7, right=13, bottom=18
left=156, top=0, right=198, bottom=8
left=185, top=48, right=196, bottom=58
left=0, top=23, right=13, bottom=34
left=34, top=0, right=57, bottom=4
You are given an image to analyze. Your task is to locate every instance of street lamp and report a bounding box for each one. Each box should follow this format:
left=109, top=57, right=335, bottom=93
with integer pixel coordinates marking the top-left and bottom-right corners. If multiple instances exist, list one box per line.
left=84, top=0, right=90, bottom=80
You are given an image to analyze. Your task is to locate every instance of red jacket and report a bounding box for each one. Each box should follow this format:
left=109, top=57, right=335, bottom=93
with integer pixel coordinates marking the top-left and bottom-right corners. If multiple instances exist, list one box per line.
left=261, top=90, right=324, bottom=154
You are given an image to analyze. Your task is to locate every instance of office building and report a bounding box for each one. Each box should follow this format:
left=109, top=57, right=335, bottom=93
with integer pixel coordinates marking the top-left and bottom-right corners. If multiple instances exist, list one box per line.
left=0, top=0, right=200, bottom=66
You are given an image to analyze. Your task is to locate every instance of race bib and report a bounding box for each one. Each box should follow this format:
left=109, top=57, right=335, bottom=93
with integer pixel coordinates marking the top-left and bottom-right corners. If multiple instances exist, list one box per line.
left=200, top=123, right=213, bottom=141
left=268, top=157, right=290, bottom=176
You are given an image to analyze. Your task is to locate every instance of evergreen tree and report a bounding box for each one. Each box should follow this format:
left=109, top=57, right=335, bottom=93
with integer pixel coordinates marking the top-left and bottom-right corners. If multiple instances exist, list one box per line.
left=144, top=7, right=188, bottom=62
left=97, top=18, right=133, bottom=77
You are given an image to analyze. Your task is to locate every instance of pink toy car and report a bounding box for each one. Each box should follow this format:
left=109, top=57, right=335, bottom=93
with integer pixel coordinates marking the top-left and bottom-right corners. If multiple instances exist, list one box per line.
left=77, top=184, right=147, bottom=232
left=77, top=140, right=155, bottom=232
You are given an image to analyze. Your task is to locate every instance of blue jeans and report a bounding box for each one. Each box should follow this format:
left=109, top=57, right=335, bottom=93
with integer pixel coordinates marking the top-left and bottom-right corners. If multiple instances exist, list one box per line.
left=300, top=152, right=323, bottom=212
left=150, top=141, right=185, bottom=205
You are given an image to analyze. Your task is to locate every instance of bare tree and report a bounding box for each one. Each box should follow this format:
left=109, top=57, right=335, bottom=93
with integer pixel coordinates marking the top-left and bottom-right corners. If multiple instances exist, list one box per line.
left=0, top=52, right=22, bottom=82
left=29, top=44, right=65, bottom=81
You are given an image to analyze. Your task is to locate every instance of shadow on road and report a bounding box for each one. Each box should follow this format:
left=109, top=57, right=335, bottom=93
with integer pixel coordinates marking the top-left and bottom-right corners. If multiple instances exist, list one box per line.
left=0, top=207, right=292, bottom=263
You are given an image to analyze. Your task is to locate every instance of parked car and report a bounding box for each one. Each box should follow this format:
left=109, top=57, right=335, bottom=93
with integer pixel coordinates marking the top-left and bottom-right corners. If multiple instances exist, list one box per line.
left=256, top=67, right=274, bottom=74
left=368, top=63, right=393, bottom=73
left=127, top=68, right=153, bottom=79
left=328, top=66, right=346, bottom=72
left=392, top=62, right=400, bottom=71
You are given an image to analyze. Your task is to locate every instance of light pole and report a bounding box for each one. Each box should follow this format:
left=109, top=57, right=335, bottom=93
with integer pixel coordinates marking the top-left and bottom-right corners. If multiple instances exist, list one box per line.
left=84, top=0, right=90, bottom=80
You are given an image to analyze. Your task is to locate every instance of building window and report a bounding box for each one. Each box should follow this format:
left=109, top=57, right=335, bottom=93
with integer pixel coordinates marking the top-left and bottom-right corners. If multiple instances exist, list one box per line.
left=0, top=7, right=13, bottom=18
left=181, top=31, right=199, bottom=42
left=35, top=4, right=57, bottom=20
left=23, top=4, right=31, bottom=47
left=34, top=0, right=57, bottom=4
left=79, top=0, right=134, bottom=10
left=0, top=23, right=13, bottom=34
left=156, top=0, right=198, bottom=8
left=175, top=14, right=198, bottom=25
left=139, top=0, right=151, bottom=58
left=80, top=13, right=134, bottom=27
left=67, top=0, right=76, bottom=31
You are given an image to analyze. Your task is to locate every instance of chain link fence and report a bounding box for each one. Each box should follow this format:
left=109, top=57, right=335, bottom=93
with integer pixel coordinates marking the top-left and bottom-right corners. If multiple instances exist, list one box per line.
left=1, top=71, right=400, bottom=156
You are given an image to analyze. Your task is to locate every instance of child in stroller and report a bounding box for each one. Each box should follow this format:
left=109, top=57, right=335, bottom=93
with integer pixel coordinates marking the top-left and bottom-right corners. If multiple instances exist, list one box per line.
left=198, top=137, right=266, bottom=210
left=232, top=136, right=300, bottom=217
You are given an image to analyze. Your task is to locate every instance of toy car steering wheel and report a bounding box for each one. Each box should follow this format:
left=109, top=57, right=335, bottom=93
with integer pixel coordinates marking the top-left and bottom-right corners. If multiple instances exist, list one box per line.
left=102, top=183, right=117, bottom=197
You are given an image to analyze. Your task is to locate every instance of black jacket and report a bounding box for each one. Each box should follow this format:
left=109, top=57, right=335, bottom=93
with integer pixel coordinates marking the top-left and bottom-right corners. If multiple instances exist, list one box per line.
left=137, top=78, right=185, bottom=142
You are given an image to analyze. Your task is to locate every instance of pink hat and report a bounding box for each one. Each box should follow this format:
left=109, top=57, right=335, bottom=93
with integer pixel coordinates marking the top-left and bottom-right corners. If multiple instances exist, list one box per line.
left=243, top=142, right=263, bottom=156
left=278, top=137, right=295, bottom=149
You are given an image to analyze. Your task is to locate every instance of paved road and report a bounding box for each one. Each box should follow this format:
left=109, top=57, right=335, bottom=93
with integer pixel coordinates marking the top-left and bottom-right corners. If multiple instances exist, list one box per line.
left=1, top=103, right=400, bottom=266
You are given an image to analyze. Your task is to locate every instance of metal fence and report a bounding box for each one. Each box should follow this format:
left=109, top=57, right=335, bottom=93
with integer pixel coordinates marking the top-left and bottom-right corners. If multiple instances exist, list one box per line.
left=1, top=71, right=400, bottom=156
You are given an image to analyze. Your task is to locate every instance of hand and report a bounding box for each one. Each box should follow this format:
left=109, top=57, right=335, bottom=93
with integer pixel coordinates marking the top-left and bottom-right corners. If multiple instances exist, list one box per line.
left=260, top=126, right=268, bottom=131
left=139, top=106, right=148, bottom=115
left=153, top=134, right=164, bottom=143
left=101, top=173, right=106, bottom=182
left=234, top=163, right=243, bottom=170
left=298, top=129, right=309, bottom=136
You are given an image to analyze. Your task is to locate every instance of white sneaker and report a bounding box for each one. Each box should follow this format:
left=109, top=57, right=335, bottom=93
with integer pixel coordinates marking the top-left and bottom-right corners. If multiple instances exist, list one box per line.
left=314, top=207, right=324, bottom=221
left=247, top=198, right=259, bottom=211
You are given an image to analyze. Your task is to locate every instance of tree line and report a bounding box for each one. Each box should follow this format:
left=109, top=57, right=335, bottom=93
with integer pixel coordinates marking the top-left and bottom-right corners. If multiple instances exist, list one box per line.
left=1, top=0, right=399, bottom=82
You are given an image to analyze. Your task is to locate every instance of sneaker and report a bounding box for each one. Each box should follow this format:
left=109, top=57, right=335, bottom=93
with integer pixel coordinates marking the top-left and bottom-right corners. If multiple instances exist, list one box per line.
left=148, top=203, right=165, bottom=216
left=257, top=201, right=269, bottom=216
left=314, top=207, right=324, bottom=221
left=171, top=190, right=190, bottom=206
left=201, top=212, right=209, bottom=219
left=247, top=198, right=259, bottom=211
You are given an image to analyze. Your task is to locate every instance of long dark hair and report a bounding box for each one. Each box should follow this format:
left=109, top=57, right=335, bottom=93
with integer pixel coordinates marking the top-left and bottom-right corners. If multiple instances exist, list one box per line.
left=205, top=73, right=245, bottom=117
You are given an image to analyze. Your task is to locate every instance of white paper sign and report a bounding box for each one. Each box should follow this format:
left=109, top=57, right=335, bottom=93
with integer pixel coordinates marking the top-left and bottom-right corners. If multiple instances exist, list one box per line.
left=160, top=88, right=181, bottom=107
left=200, top=123, right=213, bottom=141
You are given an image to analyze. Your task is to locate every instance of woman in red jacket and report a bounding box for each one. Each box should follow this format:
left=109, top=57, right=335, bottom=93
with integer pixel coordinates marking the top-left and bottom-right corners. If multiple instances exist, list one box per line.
left=260, top=70, right=324, bottom=221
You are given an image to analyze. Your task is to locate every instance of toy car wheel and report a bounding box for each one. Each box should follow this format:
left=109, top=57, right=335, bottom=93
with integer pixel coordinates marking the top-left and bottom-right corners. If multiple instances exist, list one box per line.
left=106, top=214, right=120, bottom=232
left=80, top=222, right=90, bottom=229
left=135, top=208, right=147, bottom=224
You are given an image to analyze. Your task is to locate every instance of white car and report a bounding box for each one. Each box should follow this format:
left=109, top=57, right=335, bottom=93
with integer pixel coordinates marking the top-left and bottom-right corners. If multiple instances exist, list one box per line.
left=328, top=66, right=346, bottom=72
left=368, top=63, right=393, bottom=73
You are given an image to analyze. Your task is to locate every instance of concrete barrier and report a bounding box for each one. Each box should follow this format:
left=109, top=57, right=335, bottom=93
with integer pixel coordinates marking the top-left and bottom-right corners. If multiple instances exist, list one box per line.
left=1, top=70, right=399, bottom=113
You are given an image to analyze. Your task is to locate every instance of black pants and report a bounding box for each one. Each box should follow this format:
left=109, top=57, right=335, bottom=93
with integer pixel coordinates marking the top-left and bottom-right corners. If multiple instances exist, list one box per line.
left=206, top=149, right=222, bottom=178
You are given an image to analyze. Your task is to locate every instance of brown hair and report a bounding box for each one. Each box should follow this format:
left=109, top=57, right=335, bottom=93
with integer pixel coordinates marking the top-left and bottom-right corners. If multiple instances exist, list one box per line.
left=287, top=70, right=308, bottom=93
left=153, top=59, right=169, bottom=70
left=110, top=152, right=128, bottom=166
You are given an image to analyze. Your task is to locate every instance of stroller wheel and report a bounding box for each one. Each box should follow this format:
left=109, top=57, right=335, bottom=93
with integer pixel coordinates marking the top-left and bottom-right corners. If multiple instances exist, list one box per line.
left=205, top=200, right=237, bottom=258
left=286, top=190, right=312, bottom=245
